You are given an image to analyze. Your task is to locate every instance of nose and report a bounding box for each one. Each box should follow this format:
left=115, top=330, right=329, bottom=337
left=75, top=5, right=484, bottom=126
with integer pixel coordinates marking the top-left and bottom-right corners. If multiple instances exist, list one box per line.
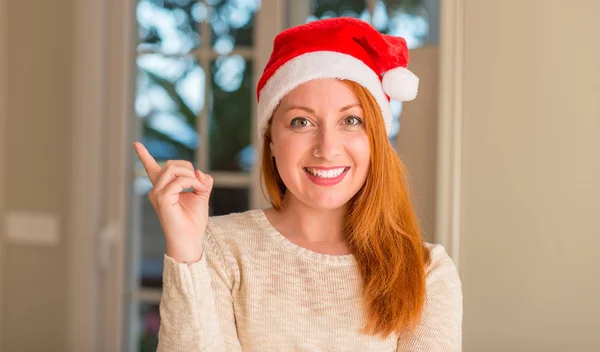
left=315, top=127, right=341, bottom=160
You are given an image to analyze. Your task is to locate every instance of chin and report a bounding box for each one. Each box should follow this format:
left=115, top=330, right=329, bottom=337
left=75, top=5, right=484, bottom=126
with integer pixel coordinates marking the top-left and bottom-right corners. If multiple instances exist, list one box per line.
left=303, top=192, right=356, bottom=211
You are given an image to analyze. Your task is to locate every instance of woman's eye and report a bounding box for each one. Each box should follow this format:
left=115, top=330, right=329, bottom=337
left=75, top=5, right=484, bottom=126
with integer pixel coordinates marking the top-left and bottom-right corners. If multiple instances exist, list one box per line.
left=290, top=117, right=311, bottom=128
left=343, top=116, right=363, bottom=126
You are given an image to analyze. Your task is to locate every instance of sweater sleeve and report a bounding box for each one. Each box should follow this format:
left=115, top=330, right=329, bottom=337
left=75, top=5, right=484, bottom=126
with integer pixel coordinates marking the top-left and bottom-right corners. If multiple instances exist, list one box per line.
left=157, top=227, right=243, bottom=352
left=396, top=244, right=463, bottom=352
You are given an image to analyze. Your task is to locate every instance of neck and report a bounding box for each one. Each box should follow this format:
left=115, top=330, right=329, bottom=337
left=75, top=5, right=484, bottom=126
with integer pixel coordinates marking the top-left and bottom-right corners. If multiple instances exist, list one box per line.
left=275, top=193, right=348, bottom=244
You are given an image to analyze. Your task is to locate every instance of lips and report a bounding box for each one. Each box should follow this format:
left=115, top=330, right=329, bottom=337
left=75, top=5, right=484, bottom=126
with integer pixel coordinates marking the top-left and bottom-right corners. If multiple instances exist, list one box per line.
left=303, top=167, right=349, bottom=179
left=303, top=167, right=350, bottom=186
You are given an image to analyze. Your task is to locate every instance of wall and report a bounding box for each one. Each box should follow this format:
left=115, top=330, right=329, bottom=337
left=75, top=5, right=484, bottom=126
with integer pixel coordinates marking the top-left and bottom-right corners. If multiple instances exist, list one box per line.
left=396, top=45, right=439, bottom=243
left=460, top=0, right=600, bottom=350
left=1, top=0, right=73, bottom=351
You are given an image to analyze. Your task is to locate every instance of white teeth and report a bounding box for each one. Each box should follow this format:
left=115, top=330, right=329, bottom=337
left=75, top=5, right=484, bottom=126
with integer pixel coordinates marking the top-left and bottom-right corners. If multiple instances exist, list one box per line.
left=305, top=167, right=347, bottom=179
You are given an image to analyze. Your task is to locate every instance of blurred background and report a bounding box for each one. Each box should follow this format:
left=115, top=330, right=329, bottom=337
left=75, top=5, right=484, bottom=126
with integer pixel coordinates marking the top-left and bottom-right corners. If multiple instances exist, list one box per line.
left=0, top=0, right=598, bottom=351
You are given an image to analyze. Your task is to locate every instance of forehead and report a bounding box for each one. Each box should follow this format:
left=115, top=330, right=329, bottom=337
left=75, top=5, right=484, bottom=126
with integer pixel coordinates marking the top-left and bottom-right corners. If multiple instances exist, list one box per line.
left=279, top=79, right=359, bottom=108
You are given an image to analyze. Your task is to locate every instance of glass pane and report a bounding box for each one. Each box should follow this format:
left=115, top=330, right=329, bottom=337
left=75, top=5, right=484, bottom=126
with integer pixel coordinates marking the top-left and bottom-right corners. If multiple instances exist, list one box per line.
left=374, top=0, right=430, bottom=49
left=209, top=56, right=253, bottom=172
left=137, top=0, right=205, bottom=55
left=138, top=303, right=160, bottom=352
left=136, top=53, right=204, bottom=162
left=388, top=99, right=403, bottom=146
left=309, top=0, right=369, bottom=22
left=210, top=187, right=249, bottom=216
left=136, top=177, right=166, bottom=289
left=209, top=0, right=261, bottom=52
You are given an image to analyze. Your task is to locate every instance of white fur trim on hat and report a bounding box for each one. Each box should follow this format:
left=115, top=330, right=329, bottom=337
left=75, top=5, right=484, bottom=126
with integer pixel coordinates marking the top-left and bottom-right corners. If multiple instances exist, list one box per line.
left=256, top=51, right=393, bottom=140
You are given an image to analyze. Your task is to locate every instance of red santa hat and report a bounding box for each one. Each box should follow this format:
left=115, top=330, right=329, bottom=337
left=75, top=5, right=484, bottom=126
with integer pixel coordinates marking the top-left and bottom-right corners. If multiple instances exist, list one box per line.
left=256, top=17, right=418, bottom=139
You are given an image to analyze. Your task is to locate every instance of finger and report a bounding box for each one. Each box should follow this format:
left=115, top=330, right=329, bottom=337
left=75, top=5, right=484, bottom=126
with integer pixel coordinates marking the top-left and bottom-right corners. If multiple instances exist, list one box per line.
left=164, top=159, right=195, bottom=171
left=154, top=165, right=197, bottom=191
left=196, top=170, right=214, bottom=192
left=159, top=176, right=208, bottom=200
left=133, top=142, right=161, bottom=185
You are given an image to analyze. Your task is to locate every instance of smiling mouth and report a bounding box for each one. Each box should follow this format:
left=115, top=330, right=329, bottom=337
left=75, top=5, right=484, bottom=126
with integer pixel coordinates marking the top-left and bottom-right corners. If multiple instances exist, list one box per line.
left=302, top=167, right=350, bottom=179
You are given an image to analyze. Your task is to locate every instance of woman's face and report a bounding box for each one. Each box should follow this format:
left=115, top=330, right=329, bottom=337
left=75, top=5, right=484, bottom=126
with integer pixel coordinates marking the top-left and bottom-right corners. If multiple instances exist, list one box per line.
left=270, top=79, right=371, bottom=210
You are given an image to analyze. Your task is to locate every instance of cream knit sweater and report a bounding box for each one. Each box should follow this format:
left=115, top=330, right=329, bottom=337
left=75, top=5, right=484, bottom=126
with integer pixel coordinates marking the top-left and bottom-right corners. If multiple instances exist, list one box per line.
left=157, top=209, right=463, bottom=351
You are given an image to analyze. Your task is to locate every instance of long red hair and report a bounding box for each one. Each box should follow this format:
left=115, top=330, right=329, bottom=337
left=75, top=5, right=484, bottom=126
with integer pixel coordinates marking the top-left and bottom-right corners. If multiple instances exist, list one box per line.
left=260, top=80, right=431, bottom=338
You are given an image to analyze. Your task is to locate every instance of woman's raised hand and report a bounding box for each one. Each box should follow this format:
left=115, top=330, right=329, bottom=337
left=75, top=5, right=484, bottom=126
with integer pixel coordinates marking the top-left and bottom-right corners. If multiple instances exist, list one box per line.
left=133, top=142, right=213, bottom=263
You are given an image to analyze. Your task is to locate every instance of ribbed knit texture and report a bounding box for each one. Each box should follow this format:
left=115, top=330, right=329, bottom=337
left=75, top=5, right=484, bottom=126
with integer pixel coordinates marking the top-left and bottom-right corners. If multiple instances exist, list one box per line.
left=157, top=209, right=462, bottom=351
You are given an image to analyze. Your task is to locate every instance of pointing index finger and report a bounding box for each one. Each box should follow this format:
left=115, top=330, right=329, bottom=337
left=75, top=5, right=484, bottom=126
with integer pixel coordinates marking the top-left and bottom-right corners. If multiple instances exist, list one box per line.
left=133, top=142, right=160, bottom=185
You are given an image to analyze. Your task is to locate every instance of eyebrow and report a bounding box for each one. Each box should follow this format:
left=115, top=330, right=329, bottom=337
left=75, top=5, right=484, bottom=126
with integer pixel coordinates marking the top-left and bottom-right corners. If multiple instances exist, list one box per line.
left=284, top=104, right=361, bottom=114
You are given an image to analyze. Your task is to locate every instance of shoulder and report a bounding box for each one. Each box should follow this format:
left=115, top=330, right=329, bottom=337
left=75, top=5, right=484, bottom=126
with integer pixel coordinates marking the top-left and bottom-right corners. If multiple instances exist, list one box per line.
left=207, top=209, right=263, bottom=234
left=396, top=243, right=463, bottom=349
left=204, top=209, right=266, bottom=253
left=422, top=242, right=462, bottom=295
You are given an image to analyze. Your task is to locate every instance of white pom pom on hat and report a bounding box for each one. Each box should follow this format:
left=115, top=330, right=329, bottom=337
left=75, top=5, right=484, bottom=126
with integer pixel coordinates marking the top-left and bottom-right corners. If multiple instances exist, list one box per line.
left=256, top=17, right=419, bottom=141
left=382, top=66, right=419, bottom=102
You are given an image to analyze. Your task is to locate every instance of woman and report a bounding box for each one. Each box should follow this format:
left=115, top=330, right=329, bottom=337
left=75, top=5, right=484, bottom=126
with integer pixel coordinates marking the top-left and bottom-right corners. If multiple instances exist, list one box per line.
left=134, top=17, right=462, bottom=352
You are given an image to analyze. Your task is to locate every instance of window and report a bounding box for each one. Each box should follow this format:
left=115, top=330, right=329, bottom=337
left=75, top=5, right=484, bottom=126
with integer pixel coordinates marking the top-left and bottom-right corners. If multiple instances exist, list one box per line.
left=131, top=1, right=262, bottom=350
left=128, top=1, right=436, bottom=350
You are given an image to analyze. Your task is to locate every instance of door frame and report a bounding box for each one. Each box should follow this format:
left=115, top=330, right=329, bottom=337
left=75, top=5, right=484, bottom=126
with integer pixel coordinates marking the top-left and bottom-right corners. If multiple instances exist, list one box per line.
left=435, top=0, right=465, bottom=266
left=67, top=0, right=136, bottom=351
left=0, top=0, right=7, bottom=347
left=67, top=0, right=107, bottom=350
left=102, top=1, right=137, bottom=351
